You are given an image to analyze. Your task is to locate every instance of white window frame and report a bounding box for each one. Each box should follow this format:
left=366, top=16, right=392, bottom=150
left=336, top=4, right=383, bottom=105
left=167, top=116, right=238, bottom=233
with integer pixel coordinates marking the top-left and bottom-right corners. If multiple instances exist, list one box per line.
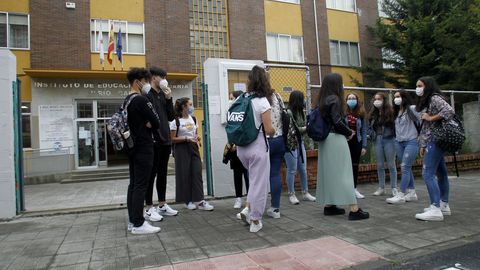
left=270, top=0, right=300, bottom=4
left=329, top=40, right=361, bottom=67
left=266, top=33, right=304, bottom=64
left=90, top=19, right=145, bottom=55
left=326, top=0, right=357, bottom=13
left=21, top=102, right=32, bottom=149
left=0, top=12, right=30, bottom=50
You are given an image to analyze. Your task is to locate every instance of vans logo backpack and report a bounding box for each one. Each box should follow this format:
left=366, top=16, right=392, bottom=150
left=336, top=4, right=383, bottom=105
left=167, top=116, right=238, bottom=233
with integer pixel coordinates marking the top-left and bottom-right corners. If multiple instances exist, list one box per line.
left=225, top=93, right=260, bottom=146
left=107, top=93, right=138, bottom=151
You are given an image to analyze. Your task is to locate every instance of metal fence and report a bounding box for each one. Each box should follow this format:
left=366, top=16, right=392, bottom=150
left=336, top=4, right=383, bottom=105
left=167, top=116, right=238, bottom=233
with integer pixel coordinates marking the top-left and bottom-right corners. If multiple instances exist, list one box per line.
left=23, top=147, right=73, bottom=178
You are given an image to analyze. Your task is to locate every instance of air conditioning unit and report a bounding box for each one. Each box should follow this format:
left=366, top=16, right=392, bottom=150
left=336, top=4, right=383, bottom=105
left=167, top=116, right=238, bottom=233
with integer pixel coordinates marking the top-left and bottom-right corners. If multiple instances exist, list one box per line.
left=66, top=2, right=76, bottom=9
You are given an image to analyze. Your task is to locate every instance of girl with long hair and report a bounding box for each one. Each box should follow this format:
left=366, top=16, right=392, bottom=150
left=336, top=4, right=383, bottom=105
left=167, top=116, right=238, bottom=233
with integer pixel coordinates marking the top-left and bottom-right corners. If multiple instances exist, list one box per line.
left=284, top=90, right=316, bottom=204
left=316, top=73, right=369, bottom=221
left=386, top=90, right=420, bottom=204
left=170, top=97, right=214, bottom=211
left=237, top=66, right=275, bottom=232
left=345, top=93, right=368, bottom=199
left=368, top=92, right=397, bottom=196
left=414, top=77, right=454, bottom=221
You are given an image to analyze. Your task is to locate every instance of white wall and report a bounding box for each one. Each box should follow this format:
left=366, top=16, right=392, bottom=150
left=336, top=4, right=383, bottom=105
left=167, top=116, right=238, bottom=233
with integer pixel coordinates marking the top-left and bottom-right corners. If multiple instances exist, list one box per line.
left=203, top=58, right=264, bottom=197
left=0, top=49, right=17, bottom=218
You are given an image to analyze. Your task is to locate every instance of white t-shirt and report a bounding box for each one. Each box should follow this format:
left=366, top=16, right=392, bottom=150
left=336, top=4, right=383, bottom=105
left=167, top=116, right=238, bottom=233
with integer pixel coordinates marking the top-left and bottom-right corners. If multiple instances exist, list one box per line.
left=169, top=116, right=197, bottom=139
left=249, top=95, right=271, bottom=131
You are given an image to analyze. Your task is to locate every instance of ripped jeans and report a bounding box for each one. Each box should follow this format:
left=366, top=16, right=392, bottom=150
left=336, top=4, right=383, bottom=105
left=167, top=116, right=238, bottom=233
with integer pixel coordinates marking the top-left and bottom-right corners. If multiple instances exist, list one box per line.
left=395, top=139, right=419, bottom=193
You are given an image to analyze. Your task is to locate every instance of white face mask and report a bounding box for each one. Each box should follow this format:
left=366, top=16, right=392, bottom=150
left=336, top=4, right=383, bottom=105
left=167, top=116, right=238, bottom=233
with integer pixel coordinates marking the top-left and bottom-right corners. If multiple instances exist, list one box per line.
left=394, top=97, right=402, bottom=106
left=415, top=87, right=424, bottom=96
left=159, top=79, right=168, bottom=90
left=141, top=83, right=151, bottom=94
left=228, top=99, right=235, bottom=107
left=373, top=100, right=383, bottom=108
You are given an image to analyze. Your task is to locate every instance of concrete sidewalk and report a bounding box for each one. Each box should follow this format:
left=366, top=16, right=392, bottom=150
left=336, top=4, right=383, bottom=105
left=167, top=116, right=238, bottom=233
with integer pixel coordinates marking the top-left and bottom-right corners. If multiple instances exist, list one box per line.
left=1, top=171, right=479, bottom=270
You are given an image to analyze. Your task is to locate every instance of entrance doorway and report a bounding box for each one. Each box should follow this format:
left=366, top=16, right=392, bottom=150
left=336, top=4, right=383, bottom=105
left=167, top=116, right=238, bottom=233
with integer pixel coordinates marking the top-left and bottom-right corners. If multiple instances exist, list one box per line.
left=75, top=99, right=127, bottom=169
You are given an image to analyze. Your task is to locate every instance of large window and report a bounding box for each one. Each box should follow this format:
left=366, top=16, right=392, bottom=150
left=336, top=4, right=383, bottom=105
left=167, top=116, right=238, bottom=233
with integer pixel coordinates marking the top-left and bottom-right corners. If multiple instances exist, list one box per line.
left=0, top=12, right=30, bottom=49
left=329, top=40, right=361, bottom=67
left=267, top=33, right=304, bottom=63
left=271, top=0, right=300, bottom=4
left=21, top=102, right=31, bottom=148
left=326, top=0, right=356, bottom=12
left=90, top=19, right=145, bottom=54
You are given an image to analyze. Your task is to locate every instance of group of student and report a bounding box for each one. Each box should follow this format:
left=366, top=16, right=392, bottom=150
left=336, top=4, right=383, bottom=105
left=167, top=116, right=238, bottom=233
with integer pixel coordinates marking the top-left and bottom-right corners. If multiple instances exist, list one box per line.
left=123, top=65, right=454, bottom=235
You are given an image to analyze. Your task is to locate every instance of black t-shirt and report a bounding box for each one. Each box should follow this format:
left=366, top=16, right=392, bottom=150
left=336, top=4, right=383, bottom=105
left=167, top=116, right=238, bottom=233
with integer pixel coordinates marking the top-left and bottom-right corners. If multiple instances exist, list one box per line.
left=126, top=93, right=160, bottom=148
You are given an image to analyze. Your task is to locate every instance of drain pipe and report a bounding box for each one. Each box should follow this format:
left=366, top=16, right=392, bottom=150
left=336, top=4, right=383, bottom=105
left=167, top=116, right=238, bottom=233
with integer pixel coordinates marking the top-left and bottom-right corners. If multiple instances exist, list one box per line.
left=313, top=0, right=322, bottom=82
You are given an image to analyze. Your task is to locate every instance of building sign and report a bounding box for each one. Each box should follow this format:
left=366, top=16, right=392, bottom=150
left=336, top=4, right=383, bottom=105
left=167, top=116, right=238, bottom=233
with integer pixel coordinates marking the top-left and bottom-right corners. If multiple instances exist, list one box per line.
left=38, top=105, right=74, bottom=153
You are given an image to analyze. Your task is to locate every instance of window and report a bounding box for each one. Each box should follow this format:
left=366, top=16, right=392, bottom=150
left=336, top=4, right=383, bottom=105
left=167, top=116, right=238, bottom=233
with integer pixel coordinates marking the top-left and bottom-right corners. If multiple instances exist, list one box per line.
left=21, top=102, right=31, bottom=148
left=271, top=0, right=300, bottom=4
left=90, top=19, right=144, bottom=54
left=266, top=33, right=304, bottom=63
left=0, top=12, right=29, bottom=49
left=326, top=0, right=356, bottom=12
left=329, top=40, right=361, bottom=67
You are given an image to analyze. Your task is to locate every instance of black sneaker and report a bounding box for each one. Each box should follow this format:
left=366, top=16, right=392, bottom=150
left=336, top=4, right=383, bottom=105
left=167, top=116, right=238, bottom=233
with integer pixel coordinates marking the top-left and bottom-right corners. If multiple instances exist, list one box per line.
left=348, top=208, right=370, bottom=221
left=324, top=205, right=346, bottom=216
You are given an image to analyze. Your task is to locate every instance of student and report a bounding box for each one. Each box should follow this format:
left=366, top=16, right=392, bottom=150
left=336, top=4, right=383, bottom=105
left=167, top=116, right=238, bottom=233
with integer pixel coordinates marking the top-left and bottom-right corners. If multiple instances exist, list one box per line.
left=284, top=90, right=316, bottom=204
left=368, top=92, right=398, bottom=196
left=223, top=90, right=250, bottom=209
left=144, top=67, right=178, bottom=222
left=237, top=66, right=275, bottom=233
left=386, top=90, right=420, bottom=204
left=125, top=68, right=161, bottom=234
left=316, top=73, right=369, bottom=221
left=170, top=97, right=214, bottom=211
left=414, top=77, right=454, bottom=221
left=345, top=93, right=368, bottom=199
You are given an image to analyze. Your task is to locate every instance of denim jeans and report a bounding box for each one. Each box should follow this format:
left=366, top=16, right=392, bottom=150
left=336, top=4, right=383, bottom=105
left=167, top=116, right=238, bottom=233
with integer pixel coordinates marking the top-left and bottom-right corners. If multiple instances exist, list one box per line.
left=284, top=141, right=308, bottom=193
left=395, top=139, right=418, bottom=193
left=422, top=141, right=449, bottom=207
left=268, top=136, right=286, bottom=209
left=374, top=136, right=397, bottom=189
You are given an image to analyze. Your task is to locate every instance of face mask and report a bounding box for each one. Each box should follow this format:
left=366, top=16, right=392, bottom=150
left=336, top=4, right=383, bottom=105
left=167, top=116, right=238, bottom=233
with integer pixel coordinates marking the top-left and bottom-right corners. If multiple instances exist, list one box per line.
left=228, top=100, right=235, bottom=107
left=394, top=97, right=402, bottom=106
left=346, top=100, right=357, bottom=109
left=415, top=87, right=424, bottom=96
left=159, top=79, right=168, bottom=90
left=139, top=82, right=151, bottom=94
left=373, top=100, right=383, bottom=108
left=188, top=106, right=194, bottom=116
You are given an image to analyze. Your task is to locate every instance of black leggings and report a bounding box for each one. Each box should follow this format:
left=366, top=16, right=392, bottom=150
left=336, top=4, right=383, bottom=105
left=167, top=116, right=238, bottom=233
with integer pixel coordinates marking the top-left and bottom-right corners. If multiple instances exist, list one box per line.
left=145, top=145, right=171, bottom=205
left=233, top=166, right=249, bottom=198
left=348, top=138, right=362, bottom=188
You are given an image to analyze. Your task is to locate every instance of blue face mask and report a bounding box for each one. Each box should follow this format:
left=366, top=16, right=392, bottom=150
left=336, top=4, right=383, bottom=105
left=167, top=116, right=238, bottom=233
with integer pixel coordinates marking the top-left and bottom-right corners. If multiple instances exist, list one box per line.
left=188, top=106, right=194, bottom=116
left=347, top=100, right=357, bottom=109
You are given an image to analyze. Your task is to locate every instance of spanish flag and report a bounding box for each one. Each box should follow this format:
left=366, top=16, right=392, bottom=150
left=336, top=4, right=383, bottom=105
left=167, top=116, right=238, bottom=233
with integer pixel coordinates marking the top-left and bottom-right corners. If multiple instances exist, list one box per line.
left=107, top=22, right=114, bottom=65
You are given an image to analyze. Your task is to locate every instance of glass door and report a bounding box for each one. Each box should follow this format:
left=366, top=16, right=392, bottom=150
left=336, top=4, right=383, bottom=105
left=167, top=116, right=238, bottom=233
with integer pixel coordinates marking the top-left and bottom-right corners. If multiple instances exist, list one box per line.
left=76, top=121, right=97, bottom=168
left=97, top=120, right=107, bottom=166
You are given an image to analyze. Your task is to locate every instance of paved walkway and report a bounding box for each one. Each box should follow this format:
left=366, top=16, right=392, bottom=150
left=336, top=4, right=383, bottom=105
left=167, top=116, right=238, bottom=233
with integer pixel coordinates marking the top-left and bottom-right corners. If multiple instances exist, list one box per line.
left=2, top=171, right=479, bottom=270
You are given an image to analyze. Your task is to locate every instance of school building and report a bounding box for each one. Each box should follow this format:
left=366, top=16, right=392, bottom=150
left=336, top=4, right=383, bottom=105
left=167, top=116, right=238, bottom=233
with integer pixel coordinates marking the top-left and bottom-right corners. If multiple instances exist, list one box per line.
left=0, top=0, right=383, bottom=171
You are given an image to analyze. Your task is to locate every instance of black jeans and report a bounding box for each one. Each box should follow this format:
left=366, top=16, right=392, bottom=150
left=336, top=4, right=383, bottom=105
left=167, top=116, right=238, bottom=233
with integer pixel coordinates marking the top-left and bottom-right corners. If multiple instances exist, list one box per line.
left=127, top=146, right=154, bottom=227
left=348, top=137, right=362, bottom=188
left=146, top=144, right=171, bottom=205
left=233, top=165, right=249, bottom=198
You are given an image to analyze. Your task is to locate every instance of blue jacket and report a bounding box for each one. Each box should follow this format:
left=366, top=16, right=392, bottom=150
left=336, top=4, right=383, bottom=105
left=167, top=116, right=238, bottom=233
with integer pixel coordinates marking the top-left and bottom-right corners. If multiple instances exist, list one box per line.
left=346, top=116, right=368, bottom=149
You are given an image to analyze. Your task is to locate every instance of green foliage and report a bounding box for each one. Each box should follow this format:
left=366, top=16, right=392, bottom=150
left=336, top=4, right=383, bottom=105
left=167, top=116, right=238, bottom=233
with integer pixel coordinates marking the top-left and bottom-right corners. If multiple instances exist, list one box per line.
left=362, top=0, right=480, bottom=91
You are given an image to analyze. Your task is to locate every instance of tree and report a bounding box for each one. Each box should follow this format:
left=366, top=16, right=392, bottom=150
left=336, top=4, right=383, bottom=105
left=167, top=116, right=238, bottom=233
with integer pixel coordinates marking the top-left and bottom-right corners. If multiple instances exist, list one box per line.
left=361, top=0, right=480, bottom=91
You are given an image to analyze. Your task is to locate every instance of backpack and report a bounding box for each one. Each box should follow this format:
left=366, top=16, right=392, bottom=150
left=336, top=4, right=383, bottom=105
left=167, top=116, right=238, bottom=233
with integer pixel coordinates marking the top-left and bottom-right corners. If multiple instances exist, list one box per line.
left=306, top=107, right=331, bottom=141
left=106, top=93, right=139, bottom=151
left=225, top=92, right=265, bottom=147
left=274, top=93, right=299, bottom=152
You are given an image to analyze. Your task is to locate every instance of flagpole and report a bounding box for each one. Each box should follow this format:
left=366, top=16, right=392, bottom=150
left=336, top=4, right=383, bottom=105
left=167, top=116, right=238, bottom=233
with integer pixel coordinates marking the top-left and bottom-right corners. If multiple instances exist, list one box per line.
left=101, top=20, right=105, bottom=71
left=113, top=21, right=116, bottom=71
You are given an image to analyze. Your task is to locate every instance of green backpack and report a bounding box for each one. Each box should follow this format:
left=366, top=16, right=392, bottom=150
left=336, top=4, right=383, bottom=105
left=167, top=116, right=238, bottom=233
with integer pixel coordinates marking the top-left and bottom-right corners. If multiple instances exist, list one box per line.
left=225, top=92, right=266, bottom=148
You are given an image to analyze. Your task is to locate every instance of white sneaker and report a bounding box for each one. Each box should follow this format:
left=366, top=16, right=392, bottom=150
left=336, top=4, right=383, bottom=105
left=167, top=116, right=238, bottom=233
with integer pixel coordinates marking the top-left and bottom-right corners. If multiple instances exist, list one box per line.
left=405, top=190, right=418, bottom=201
left=239, top=207, right=250, bottom=225
left=373, top=188, right=385, bottom=196
left=158, top=204, right=178, bottom=216
left=386, top=192, right=405, bottom=204
left=144, top=207, right=164, bottom=222
left=131, top=221, right=161, bottom=234
left=267, top=207, right=281, bottom=219
left=289, top=193, right=300, bottom=205
left=127, top=222, right=133, bottom=232
left=197, top=200, right=214, bottom=211
left=250, top=220, right=263, bottom=233
left=440, top=201, right=451, bottom=216
left=392, top=188, right=399, bottom=196
left=233, top=197, right=242, bottom=209
left=186, top=202, right=197, bottom=210
left=423, top=204, right=435, bottom=212
left=302, top=191, right=316, bottom=202
left=415, top=206, right=444, bottom=221
left=355, top=189, right=365, bottom=199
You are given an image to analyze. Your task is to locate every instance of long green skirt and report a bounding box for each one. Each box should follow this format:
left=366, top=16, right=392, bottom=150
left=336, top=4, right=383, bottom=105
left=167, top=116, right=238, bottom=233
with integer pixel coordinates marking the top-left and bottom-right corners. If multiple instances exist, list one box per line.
left=316, top=133, right=357, bottom=206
